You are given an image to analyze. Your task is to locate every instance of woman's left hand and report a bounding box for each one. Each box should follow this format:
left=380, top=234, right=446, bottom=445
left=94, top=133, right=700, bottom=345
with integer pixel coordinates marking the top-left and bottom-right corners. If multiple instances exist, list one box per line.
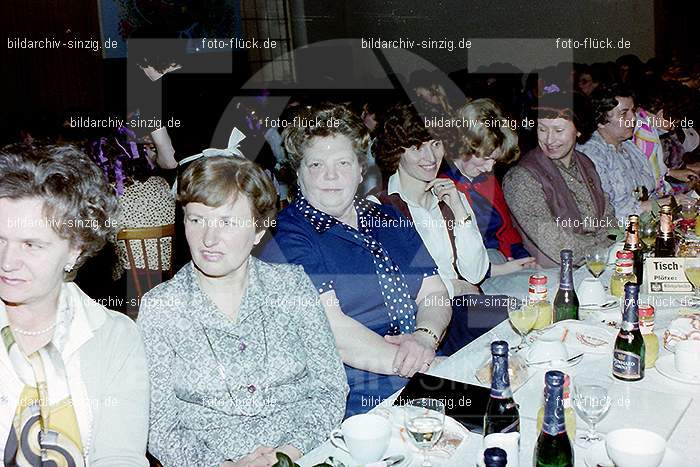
left=425, top=179, right=469, bottom=219
left=384, top=333, right=436, bottom=377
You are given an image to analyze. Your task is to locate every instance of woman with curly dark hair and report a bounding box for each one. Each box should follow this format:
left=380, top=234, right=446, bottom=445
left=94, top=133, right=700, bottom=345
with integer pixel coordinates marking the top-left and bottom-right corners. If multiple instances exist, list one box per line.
left=372, top=102, right=490, bottom=297
left=0, top=144, right=149, bottom=464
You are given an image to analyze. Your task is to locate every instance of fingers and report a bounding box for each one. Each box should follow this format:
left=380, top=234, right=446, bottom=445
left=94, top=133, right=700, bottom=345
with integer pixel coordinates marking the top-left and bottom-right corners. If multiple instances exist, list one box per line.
left=392, top=341, right=410, bottom=375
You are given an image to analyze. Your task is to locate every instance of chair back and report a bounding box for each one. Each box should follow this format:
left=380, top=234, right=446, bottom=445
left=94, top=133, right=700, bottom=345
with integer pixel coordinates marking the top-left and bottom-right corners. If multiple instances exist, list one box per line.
left=117, top=224, right=176, bottom=307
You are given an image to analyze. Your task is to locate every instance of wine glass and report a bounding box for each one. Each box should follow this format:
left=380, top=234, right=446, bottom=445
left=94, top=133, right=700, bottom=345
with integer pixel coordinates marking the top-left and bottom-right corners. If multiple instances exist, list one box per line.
left=681, top=200, right=698, bottom=220
left=640, top=222, right=656, bottom=253
left=404, top=398, right=446, bottom=467
left=585, top=249, right=608, bottom=279
left=572, top=375, right=612, bottom=448
left=508, top=299, right=538, bottom=351
left=685, top=257, right=700, bottom=306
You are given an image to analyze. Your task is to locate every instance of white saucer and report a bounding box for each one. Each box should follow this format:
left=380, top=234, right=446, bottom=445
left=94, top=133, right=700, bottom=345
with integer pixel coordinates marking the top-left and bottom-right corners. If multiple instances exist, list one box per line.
left=655, top=355, right=700, bottom=385
left=584, top=440, right=686, bottom=467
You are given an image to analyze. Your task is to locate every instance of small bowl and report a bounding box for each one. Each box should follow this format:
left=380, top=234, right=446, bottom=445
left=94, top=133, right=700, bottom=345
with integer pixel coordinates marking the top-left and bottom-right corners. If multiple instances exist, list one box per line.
left=605, top=428, right=666, bottom=467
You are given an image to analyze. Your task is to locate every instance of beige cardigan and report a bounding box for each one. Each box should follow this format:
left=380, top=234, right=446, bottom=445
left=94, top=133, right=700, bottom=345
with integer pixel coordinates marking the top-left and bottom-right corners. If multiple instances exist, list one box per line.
left=0, top=282, right=149, bottom=465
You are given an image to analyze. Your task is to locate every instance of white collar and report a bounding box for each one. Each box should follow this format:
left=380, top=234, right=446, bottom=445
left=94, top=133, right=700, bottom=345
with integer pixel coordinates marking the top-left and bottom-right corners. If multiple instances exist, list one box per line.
left=387, top=172, right=439, bottom=210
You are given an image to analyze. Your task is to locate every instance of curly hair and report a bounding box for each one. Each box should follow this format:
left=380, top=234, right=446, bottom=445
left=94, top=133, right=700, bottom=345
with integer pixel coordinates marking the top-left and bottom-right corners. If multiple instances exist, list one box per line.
left=531, top=92, right=594, bottom=144
left=178, top=156, right=277, bottom=233
left=453, top=98, right=520, bottom=164
left=589, top=83, right=635, bottom=127
left=282, top=102, right=370, bottom=173
left=0, top=144, right=120, bottom=277
left=373, top=102, right=452, bottom=176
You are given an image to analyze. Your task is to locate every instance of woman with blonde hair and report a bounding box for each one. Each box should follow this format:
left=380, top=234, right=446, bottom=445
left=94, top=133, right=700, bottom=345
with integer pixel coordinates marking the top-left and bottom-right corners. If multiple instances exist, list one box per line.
left=439, top=98, right=537, bottom=273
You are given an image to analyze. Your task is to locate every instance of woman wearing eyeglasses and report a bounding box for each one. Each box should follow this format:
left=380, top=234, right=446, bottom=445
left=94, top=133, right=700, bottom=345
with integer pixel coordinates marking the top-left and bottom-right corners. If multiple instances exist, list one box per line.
left=137, top=155, right=348, bottom=467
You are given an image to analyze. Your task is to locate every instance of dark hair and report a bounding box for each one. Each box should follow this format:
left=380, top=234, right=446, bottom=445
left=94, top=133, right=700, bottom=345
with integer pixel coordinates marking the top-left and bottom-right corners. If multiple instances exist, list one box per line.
left=86, top=126, right=154, bottom=195
left=373, top=102, right=451, bottom=176
left=589, top=83, right=635, bottom=127
left=637, top=78, right=690, bottom=123
left=0, top=144, right=119, bottom=275
left=532, top=92, right=594, bottom=144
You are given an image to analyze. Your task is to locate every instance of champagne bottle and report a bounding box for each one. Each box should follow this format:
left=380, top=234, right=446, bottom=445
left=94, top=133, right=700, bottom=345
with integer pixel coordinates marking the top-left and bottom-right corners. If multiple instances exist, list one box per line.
left=553, top=250, right=579, bottom=322
left=623, top=215, right=644, bottom=285
left=483, top=447, right=508, bottom=467
left=612, top=282, right=645, bottom=381
left=484, top=341, right=520, bottom=436
left=533, top=371, right=574, bottom=467
left=654, top=205, right=676, bottom=257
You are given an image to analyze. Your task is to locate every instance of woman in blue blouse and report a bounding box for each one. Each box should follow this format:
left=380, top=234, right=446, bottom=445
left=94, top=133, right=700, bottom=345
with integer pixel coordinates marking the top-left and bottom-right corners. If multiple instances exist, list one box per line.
left=260, top=103, right=452, bottom=418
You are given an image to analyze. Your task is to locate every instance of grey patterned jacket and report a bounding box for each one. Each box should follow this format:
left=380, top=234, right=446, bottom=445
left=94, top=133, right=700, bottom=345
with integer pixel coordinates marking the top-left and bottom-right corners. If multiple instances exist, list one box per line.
left=137, top=257, right=348, bottom=466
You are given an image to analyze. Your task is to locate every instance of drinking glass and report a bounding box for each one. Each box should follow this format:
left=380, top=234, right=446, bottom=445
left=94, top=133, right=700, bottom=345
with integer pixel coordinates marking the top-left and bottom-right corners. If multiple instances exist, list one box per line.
left=404, top=398, right=445, bottom=467
left=572, top=375, right=612, bottom=448
left=640, top=223, right=656, bottom=252
left=681, top=200, right=698, bottom=220
left=685, top=257, right=700, bottom=306
left=508, top=299, right=538, bottom=351
left=585, top=249, right=608, bottom=278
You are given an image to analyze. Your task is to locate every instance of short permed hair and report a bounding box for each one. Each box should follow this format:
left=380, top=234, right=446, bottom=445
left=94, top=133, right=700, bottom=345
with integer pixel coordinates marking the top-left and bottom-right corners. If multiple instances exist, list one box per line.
left=373, top=103, right=450, bottom=176
left=589, top=83, right=635, bottom=127
left=0, top=144, right=120, bottom=275
left=532, top=92, right=594, bottom=144
left=453, top=98, right=520, bottom=164
left=178, top=156, right=277, bottom=233
left=282, top=102, right=370, bottom=173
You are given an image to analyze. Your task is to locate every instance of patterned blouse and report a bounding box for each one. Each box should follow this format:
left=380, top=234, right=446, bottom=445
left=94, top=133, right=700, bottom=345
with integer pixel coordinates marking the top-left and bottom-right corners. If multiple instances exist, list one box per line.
left=137, top=257, right=348, bottom=466
left=577, top=131, right=658, bottom=220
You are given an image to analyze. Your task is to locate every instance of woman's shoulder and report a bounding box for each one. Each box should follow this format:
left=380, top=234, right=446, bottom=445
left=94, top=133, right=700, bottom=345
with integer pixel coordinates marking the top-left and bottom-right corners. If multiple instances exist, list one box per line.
left=252, top=256, right=306, bottom=281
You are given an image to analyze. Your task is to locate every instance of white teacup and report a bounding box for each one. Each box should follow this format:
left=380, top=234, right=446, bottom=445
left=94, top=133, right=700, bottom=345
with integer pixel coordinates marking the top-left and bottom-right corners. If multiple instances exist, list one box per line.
left=605, top=428, right=666, bottom=467
left=330, top=413, right=391, bottom=463
left=528, top=331, right=568, bottom=364
left=674, top=340, right=700, bottom=377
left=577, top=277, right=607, bottom=306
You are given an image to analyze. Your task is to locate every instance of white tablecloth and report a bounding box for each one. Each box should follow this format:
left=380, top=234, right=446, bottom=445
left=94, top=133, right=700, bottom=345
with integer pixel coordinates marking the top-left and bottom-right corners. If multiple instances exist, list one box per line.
left=299, top=272, right=700, bottom=467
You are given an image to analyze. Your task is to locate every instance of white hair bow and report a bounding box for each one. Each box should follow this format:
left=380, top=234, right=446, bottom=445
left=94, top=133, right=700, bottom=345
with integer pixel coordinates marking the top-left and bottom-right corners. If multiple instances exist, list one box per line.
left=171, top=127, right=246, bottom=193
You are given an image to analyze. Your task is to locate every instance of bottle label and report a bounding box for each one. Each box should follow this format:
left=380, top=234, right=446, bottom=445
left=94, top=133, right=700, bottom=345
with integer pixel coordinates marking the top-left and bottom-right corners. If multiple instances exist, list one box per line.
left=613, top=349, right=642, bottom=379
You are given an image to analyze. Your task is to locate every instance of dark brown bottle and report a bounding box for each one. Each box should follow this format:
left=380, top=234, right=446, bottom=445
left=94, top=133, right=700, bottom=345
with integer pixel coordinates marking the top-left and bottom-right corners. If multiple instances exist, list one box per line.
left=654, top=205, right=676, bottom=257
left=623, top=215, right=644, bottom=286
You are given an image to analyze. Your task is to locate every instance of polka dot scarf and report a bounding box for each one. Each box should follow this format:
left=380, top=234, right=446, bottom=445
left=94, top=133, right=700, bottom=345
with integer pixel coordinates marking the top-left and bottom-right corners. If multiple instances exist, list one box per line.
left=294, top=194, right=418, bottom=335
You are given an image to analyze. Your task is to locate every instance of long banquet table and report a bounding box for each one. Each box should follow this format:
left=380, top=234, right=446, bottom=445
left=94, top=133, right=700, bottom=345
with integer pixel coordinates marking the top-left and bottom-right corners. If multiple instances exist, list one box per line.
left=298, top=269, right=700, bottom=467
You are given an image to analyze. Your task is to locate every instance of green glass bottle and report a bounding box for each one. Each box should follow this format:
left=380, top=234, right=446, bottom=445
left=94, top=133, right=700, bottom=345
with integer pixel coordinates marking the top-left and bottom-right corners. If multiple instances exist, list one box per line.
left=483, top=341, right=520, bottom=436
left=612, top=282, right=645, bottom=381
left=553, top=250, right=579, bottom=322
left=533, top=370, right=574, bottom=467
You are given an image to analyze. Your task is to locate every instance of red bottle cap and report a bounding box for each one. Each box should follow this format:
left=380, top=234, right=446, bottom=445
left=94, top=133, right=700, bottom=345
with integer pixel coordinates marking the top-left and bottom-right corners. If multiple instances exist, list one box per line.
left=529, top=274, right=548, bottom=285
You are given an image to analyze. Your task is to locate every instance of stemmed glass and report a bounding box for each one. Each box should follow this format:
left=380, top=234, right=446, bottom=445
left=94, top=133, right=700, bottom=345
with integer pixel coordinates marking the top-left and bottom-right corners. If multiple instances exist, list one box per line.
left=585, top=248, right=608, bottom=280
left=640, top=223, right=657, bottom=253
left=681, top=200, right=698, bottom=220
left=572, top=375, right=612, bottom=448
left=404, top=398, right=445, bottom=467
left=685, top=257, right=700, bottom=306
left=508, top=299, right=538, bottom=352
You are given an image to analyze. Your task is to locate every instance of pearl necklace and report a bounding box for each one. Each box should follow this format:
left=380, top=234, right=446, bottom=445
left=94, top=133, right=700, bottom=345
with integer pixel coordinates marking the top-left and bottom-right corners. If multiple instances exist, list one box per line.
left=11, top=323, right=57, bottom=336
